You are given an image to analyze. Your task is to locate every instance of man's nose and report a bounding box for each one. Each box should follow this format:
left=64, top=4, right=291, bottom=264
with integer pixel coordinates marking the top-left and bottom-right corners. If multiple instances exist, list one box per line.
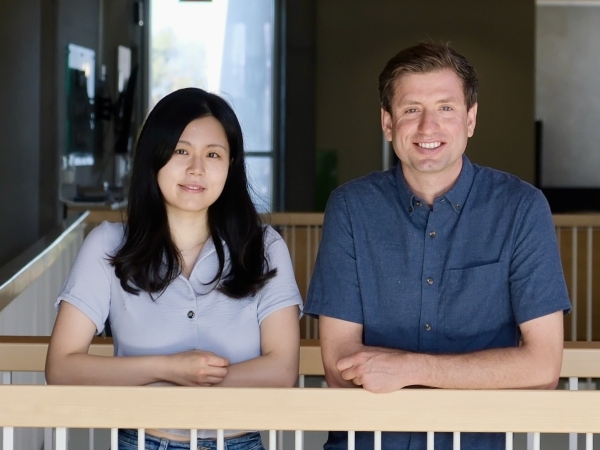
left=418, top=110, right=440, bottom=133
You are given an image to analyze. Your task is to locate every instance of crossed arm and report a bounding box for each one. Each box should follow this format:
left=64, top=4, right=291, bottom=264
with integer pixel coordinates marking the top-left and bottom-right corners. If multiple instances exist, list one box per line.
left=45, top=301, right=300, bottom=387
left=320, top=311, right=564, bottom=393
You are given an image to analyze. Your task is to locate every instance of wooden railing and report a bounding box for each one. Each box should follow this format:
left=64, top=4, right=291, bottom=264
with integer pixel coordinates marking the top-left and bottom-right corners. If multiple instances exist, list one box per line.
left=1, top=385, right=600, bottom=450
left=1, top=338, right=600, bottom=450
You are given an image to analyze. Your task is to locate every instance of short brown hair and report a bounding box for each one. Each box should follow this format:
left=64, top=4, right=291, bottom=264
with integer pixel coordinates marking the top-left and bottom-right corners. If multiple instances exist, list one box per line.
left=378, top=42, right=478, bottom=112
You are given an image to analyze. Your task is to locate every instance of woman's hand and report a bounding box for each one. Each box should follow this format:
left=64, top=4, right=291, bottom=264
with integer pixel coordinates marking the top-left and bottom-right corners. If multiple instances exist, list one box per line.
left=165, top=350, right=229, bottom=386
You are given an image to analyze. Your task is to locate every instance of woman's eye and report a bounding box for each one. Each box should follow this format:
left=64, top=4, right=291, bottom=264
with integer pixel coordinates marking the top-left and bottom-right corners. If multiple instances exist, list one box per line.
left=174, top=148, right=187, bottom=155
left=207, top=151, right=220, bottom=158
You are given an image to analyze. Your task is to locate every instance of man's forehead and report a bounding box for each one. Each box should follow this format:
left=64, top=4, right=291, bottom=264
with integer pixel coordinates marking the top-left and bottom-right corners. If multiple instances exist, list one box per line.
left=391, top=69, right=466, bottom=104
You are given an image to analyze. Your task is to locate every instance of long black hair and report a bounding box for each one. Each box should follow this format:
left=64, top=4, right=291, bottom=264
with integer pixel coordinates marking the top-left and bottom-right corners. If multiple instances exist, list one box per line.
left=110, top=87, right=276, bottom=298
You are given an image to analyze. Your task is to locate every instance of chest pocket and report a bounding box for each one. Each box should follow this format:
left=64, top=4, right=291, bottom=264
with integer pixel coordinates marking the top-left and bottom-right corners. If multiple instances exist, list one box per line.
left=442, top=261, right=512, bottom=341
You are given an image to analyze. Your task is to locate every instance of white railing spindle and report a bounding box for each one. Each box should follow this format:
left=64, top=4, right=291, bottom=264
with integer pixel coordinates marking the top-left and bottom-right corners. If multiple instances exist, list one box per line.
left=111, top=428, right=118, bottom=450
left=2, top=371, right=11, bottom=385
left=190, top=428, right=197, bottom=448
left=427, top=431, right=434, bottom=450
left=374, top=431, right=382, bottom=450
left=3, top=427, right=14, bottom=450
left=570, top=376, right=579, bottom=450
left=56, top=427, right=67, bottom=450
left=505, top=432, right=513, bottom=450
left=348, top=431, right=355, bottom=450
left=453, top=431, right=460, bottom=450
left=137, top=428, right=144, bottom=450
left=295, top=430, right=304, bottom=450
left=217, top=429, right=224, bottom=450
left=586, top=433, right=593, bottom=450
left=269, top=429, right=277, bottom=450
left=533, top=432, right=541, bottom=450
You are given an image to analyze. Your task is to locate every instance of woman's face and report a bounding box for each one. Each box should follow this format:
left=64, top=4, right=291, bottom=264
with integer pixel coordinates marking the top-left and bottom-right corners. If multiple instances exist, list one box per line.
left=157, top=116, right=230, bottom=219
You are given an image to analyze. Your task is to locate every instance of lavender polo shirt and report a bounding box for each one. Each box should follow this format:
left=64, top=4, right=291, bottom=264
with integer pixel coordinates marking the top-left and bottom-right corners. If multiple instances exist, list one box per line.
left=56, top=222, right=302, bottom=438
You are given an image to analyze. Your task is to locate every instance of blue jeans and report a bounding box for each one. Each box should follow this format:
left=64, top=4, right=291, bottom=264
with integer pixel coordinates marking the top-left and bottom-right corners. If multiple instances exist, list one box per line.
left=117, top=429, right=265, bottom=450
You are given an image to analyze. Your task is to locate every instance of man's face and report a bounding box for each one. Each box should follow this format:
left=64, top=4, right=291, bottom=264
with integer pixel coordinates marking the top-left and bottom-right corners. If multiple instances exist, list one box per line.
left=381, top=68, right=477, bottom=187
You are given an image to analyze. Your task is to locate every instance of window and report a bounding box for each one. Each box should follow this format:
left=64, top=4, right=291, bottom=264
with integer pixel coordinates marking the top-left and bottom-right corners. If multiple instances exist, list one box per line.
left=150, top=0, right=276, bottom=210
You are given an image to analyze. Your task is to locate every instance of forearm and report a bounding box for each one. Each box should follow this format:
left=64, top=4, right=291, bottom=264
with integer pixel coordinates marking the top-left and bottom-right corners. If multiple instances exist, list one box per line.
left=45, top=353, right=171, bottom=386
left=408, top=345, right=560, bottom=390
left=216, top=351, right=299, bottom=387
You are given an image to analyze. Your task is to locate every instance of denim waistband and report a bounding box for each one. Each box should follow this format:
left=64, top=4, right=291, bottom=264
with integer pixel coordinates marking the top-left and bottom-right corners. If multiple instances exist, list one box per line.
left=118, top=429, right=261, bottom=450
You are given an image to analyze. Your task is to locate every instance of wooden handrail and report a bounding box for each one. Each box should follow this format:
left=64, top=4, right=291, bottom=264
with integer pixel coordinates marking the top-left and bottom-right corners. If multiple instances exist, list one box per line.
left=0, top=385, right=599, bottom=432
left=553, top=213, right=600, bottom=227
left=0, top=213, right=88, bottom=313
left=2, top=337, right=600, bottom=378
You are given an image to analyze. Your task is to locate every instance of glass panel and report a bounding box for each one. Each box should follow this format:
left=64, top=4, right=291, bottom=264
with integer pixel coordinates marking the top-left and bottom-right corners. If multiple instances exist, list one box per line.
left=150, top=0, right=274, bottom=152
left=246, top=156, right=273, bottom=212
left=150, top=0, right=275, bottom=211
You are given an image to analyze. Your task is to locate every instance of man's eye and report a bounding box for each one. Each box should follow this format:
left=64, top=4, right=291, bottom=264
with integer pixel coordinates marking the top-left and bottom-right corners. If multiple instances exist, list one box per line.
left=441, top=106, right=453, bottom=111
left=406, top=108, right=418, bottom=114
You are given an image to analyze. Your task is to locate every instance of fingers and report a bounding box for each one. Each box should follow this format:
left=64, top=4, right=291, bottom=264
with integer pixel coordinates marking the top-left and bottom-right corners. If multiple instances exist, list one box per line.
left=202, top=352, right=229, bottom=367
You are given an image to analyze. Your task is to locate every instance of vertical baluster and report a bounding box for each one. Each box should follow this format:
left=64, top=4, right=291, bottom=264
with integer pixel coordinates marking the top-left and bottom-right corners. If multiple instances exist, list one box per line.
left=426, top=432, right=435, bottom=450
left=586, top=433, right=593, bottom=450
left=56, top=427, right=67, bottom=450
left=298, top=374, right=305, bottom=388
left=374, top=431, right=382, bottom=450
left=572, top=227, right=578, bottom=341
left=532, top=433, right=540, bottom=450
left=453, top=432, right=460, bottom=450
left=138, top=429, right=145, bottom=450
left=306, top=225, right=312, bottom=338
left=291, top=225, right=297, bottom=271
left=505, top=432, right=513, bottom=450
left=269, top=430, right=277, bottom=450
left=587, top=227, right=593, bottom=342
left=190, top=428, right=198, bottom=448
left=527, top=432, right=534, bottom=450
left=314, top=225, right=321, bottom=339
left=89, top=428, right=94, bottom=450
left=570, top=377, right=579, bottom=450
left=348, top=431, right=356, bottom=450
left=3, top=427, right=14, bottom=450
left=217, top=429, right=225, bottom=450
left=2, top=371, right=12, bottom=385
left=111, top=428, right=118, bottom=450
left=44, top=427, right=53, bottom=450
left=295, top=430, right=304, bottom=450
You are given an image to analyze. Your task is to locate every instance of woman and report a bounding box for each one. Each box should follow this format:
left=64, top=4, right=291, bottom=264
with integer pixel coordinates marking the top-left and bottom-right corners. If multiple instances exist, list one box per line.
left=46, top=88, right=302, bottom=450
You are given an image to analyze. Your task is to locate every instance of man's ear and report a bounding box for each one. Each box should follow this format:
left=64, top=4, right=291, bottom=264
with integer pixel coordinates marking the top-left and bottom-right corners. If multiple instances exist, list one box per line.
left=467, top=102, right=478, bottom=138
left=381, top=108, right=393, bottom=142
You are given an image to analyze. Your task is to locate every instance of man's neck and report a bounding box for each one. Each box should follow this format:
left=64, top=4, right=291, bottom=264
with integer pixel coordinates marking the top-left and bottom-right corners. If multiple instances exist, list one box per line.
left=403, top=166, right=462, bottom=207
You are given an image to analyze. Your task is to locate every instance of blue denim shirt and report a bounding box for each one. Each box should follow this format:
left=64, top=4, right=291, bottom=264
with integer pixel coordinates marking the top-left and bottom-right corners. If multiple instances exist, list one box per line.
left=305, top=156, right=570, bottom=450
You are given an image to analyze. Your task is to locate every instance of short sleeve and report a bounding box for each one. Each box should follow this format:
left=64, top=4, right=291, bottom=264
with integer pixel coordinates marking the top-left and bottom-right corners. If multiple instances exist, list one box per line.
left=256, top=226, right=303, bottom=324
left=510, top=189, right=571, bottom=324
left=304, top=190, right=364, bottom=323
left=56, top=222, right=122, bottom=334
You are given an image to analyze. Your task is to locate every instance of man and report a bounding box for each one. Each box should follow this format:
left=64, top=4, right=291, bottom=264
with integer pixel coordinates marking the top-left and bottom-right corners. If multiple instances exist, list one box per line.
left=304, top=42, right=571, bottom=450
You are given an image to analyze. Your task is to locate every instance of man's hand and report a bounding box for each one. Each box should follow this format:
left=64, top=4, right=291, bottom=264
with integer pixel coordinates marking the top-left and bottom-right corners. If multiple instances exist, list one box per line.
left=336, top=349, right=412, bottom=393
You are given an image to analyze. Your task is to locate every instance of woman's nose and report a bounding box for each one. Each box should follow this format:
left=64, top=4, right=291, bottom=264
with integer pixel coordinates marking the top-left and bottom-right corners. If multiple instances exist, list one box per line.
left=187, top=155, right=204, bottom=175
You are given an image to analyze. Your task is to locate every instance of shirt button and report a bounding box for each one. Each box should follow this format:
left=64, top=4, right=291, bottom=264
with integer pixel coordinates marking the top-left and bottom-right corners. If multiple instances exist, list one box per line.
left=187, top=311, right=195, bottom=319
left=424, top=324, right=432, bottom=331
left=455, top=204, right=461, bottom=210
left=426, top=277, right=434, bottom=285
left=416, top=201, right=422, bottom=207
left=429, top=231, right=436, bottom=238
